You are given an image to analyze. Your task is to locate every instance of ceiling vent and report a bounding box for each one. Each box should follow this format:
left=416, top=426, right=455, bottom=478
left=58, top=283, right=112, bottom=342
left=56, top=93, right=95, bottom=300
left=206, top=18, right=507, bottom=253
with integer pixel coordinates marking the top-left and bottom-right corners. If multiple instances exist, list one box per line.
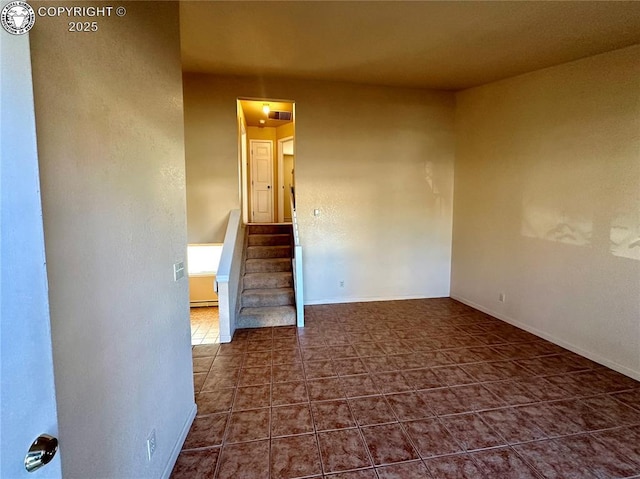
left=268, top=111, right=292, bottom=121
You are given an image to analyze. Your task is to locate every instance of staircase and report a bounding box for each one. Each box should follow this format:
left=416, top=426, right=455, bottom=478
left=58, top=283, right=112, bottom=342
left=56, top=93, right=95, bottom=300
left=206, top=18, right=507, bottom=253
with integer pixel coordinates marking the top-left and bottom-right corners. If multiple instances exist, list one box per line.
left=237, top=224, right=297, bottom=328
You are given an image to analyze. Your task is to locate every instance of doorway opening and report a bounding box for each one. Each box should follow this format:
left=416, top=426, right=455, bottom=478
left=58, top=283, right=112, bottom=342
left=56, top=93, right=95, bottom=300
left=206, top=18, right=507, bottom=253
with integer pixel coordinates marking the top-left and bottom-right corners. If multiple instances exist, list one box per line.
left=237, top=98, right=295, bottom=224
left=187, top=243, right=222, bottom=345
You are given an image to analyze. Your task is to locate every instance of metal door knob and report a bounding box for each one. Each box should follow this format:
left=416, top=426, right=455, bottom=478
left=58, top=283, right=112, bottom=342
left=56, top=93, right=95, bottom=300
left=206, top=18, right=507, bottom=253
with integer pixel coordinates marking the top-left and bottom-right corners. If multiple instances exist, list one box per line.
left=25, top=434, right=58, bottom=472
left=267, top=185, right=271, bottom=189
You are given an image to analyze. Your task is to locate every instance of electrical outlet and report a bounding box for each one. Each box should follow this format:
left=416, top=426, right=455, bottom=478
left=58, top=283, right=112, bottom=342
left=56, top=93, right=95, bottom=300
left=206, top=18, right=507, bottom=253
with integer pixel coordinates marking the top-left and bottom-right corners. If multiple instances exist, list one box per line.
left=339, top=280, right=344, bottom=288
left=146, top=429, right=156, bottom=461
left=498, top=292, right=506, bottom=303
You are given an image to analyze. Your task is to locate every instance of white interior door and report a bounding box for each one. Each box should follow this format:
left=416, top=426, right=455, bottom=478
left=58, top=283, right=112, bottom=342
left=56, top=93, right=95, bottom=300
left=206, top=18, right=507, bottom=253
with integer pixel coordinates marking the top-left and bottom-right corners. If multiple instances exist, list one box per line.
left=250, top=140, right=274, bottom=222
left=1, top=32, right=62, bottom=478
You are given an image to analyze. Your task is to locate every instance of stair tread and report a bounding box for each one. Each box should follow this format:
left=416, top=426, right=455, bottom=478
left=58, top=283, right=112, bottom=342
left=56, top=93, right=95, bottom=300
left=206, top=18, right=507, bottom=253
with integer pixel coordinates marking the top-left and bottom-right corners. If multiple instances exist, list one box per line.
left=244, top=257, right=291, bottom=273
left=239, top=305, right=296, bottom=313
left=249, top=234, right=290, bottom=238
left=246, top=258, right=290, bottom=262
left=243, top=271, right=293, bottom=290
left=244, top=271, right=292, bottom=277
left=242, top=287, right=294, bottom=296
left=248, top=233, right=292, bottom=247
left=247, top=225, right=292, bottom=235
left=247, top=245, right=292, bottom=259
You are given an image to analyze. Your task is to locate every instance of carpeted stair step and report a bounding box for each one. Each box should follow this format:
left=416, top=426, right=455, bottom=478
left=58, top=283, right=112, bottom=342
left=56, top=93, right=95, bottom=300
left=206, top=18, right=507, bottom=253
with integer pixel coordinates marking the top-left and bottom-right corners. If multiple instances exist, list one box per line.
left=247, top=245, right=291, bottom=259
left=244, top=271, right=293, bottom=290
left=245, top=258, right=291, bottom=273
left=237, top=305, right=296, bottom=328
left=248, top=234, right=291, bottom=247
left=248, top=224, right=291, bottom=235
left=242, top=287, right=294, bottom=308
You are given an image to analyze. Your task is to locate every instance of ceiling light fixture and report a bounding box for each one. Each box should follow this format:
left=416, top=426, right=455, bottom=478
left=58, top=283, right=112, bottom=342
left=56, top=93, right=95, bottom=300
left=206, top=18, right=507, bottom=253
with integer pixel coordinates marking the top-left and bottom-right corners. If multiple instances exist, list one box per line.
left=259, top=119, right=266, bottom=125
left=262, top=104, right=270, bottom=115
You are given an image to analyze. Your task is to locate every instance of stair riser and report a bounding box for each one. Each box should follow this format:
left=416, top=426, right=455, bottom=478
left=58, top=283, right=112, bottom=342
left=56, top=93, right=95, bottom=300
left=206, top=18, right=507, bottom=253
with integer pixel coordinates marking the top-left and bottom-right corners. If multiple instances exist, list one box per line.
left=236, top=315, right=296, bottom=329
left=245, top=260, right=290, bottom=273
left=247, top=246, right=292, bottom=259
left=248, top=234, right=291, bottom=247
left=244, top=274, right=293, bottom=290
left=237, top=309, right=296, bottom=328
left=242, top=291, right=295, bottom=308
left=248, top=225, right=291, bottom=235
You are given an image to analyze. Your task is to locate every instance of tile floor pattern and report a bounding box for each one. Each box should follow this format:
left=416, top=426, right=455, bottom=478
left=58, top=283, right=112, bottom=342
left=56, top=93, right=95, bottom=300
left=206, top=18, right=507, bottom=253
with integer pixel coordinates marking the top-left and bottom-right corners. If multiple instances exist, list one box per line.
left=173, top=298, right=640, bottom=479
left=191, top=307, right=220, bottom=345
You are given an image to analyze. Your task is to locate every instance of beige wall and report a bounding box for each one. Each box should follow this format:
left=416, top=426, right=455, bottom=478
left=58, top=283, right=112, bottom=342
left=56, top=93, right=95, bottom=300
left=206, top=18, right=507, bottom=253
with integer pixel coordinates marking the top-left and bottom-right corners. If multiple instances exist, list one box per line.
left=452, top=45, right=640, bottom=379
left=183, top=74, right=455, bottom=303
left=277, top=122, right=295, bottom=140
left=184, top=78, right=241, bottom=243
left=30, top=2, right=194, bottom=477
left=247, top=126, right=278, bottom=143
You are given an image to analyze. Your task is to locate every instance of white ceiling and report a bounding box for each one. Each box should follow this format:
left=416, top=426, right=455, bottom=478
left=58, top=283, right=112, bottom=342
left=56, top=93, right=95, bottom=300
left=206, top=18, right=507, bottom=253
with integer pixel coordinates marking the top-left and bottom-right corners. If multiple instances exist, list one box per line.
left=180, top=1, right=640, bottom=91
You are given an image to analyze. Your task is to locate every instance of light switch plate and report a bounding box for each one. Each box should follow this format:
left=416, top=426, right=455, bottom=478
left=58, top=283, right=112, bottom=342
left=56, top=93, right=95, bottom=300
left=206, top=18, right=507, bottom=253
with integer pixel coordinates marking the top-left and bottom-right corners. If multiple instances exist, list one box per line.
left=146, top=429, right=156, bottom=461
left=173, top=262, right=184, bottom=281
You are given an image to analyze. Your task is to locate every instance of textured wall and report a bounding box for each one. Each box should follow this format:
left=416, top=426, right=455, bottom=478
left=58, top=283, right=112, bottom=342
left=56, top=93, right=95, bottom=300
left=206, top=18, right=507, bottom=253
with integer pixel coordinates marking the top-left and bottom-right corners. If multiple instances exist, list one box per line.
left=452, top=46, right=640, bottom=379
left=183, top=74, right=456, bottom=304
left=184, top=77, right=242, bottom=243
left=30, top=2, right=194, bottom=477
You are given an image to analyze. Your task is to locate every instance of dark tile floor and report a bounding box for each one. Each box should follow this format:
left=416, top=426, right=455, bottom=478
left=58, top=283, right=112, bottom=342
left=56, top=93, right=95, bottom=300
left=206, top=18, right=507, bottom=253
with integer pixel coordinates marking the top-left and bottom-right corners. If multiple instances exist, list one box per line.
left=173, top=298, right=640, bottom=479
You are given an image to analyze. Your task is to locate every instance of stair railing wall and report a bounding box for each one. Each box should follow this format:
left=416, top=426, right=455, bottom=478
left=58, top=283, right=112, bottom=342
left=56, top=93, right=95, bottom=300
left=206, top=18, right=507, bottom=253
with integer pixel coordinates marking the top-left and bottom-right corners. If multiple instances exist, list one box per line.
left=215, top=209, right=245, bottom=342
left=290, top=191, right=305, bottom=327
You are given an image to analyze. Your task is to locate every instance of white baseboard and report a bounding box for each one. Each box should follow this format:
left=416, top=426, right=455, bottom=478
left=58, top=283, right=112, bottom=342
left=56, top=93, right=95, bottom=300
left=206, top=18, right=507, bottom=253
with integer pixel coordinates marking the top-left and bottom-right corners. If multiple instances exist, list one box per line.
left=161, top=403, right=197, bottom=479
left=190, top=301, right=218, bottom=307
left=451, top=294, right=640, bottom=382
left=304, top=293, right=449, bottom=306
left=220, top=334, right=232, bottom=343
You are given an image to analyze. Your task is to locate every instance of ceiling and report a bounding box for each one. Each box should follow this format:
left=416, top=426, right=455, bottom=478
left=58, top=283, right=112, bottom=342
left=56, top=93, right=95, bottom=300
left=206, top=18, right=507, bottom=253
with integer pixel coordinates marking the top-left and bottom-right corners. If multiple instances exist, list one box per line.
left=180, top=1, right=640, bottom=91
left=239, top=99, right=294, bottom=128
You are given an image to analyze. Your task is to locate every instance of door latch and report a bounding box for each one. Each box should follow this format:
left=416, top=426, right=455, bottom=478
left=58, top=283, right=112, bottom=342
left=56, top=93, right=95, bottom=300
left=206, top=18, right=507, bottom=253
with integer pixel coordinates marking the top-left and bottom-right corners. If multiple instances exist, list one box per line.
left=25, top=434, right=58, bottom=472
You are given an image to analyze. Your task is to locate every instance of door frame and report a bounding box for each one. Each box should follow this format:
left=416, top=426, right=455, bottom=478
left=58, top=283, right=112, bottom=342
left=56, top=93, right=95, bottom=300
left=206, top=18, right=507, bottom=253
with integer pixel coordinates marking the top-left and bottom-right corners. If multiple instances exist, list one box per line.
left=277, top=136, right=294, bottom=223
left=239, top=121, right=248, bottom=225
left=249, top=139, right=274, bottom=223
